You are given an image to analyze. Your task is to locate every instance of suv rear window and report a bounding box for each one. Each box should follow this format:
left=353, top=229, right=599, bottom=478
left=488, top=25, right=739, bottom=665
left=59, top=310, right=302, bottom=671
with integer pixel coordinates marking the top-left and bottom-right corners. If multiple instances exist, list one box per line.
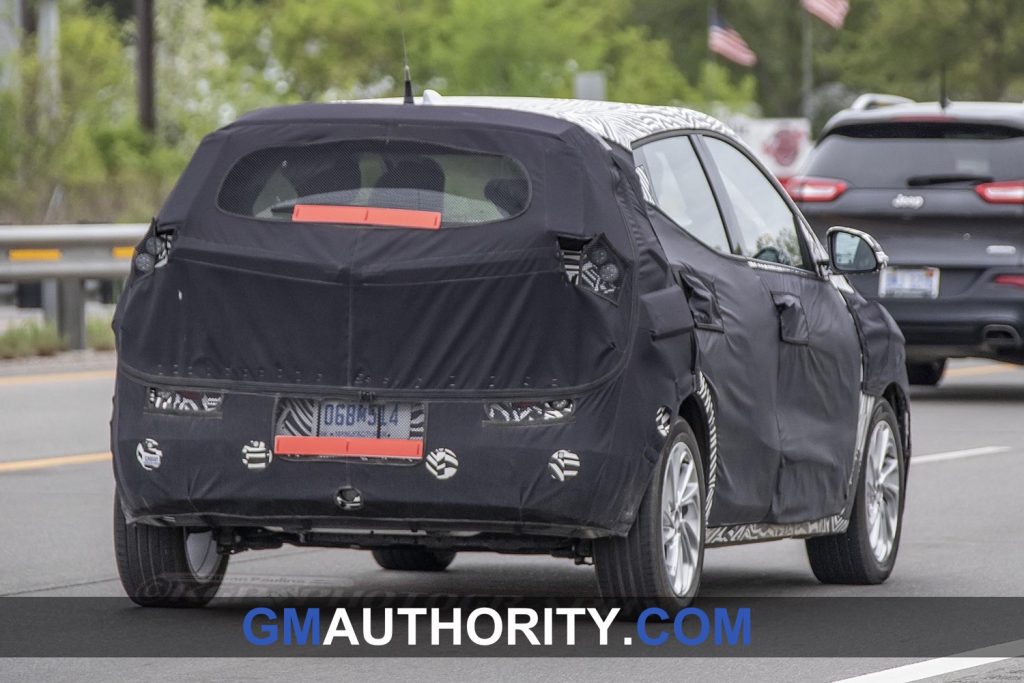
left=218, top=139, right=530, bottom=227
left=806, top=122, right=1024, bottom=188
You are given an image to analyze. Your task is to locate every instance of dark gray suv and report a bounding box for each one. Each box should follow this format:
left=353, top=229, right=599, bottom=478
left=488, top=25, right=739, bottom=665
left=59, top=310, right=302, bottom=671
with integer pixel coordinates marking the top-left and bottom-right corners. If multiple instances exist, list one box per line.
left=110, top=97, right=909, bottom=609
left=791, top=95, right=1024, bottom=384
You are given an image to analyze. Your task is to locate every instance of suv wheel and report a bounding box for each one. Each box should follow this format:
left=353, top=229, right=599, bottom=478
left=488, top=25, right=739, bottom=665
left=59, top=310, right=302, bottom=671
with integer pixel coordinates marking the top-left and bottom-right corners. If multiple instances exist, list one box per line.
left=907, top=359, right=945, bottom=386
left=114, top=492, right=229, bottom=607
left=371, top=547, right=456, bottom=571
left=806, top=399, right=905, bottom=584
left=594, top=419, right=705, bottom=609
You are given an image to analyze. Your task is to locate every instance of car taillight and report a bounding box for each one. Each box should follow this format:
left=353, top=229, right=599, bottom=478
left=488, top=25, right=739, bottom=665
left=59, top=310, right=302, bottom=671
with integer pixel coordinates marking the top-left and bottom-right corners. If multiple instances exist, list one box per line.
left=485, top=399, right=575, bottom=424
left=147, top=388, right=223, bottom=415
left=134, top=232, right=173, bottom=273
left=993, top=274, right=1024, bottom=288
left=975, top=181, right=1024, bottom=204
left=557, top=234, right=627, bottom=302
left=784, top=176, right=848, bottom=203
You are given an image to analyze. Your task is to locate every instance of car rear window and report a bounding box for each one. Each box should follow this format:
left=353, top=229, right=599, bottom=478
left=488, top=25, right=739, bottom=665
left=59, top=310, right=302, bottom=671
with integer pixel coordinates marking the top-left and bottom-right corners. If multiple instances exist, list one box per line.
left=218, top=139, right=530, bottom=227
left=806, top=122, right=1024, bottom=188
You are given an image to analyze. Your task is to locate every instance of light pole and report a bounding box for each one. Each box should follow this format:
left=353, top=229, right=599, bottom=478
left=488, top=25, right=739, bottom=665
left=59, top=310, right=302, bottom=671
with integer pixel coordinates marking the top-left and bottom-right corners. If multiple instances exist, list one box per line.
left=0, top=0, right=21, bottom=92
left=801, top=4, right=813, bottom=121
left=37, top=0, right=58, bottom=123
left=136, top=0, right=155, bottom=133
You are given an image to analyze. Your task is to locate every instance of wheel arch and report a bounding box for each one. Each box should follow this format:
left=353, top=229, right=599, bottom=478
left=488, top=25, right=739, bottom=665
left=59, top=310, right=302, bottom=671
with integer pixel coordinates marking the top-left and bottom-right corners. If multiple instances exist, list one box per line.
left=678, top=372, right=718, bottom=519
left=679, top=395, right=709, bottom=475
left=881, top=382, right=911, bottom=470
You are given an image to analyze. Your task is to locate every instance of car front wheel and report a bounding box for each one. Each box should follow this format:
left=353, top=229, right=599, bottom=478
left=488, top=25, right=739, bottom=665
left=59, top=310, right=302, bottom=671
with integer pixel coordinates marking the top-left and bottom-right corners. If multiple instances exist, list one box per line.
left=806, top=399, right=905, bottom=584
left=594, top=419, right=706, bottom=609
left=113, top=492, right=229, bottom=607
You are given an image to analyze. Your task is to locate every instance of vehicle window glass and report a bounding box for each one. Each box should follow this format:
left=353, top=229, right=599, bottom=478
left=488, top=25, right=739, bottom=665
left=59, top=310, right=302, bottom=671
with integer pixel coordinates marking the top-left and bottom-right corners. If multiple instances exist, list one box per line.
left=805, top=123, right=1024, bottom=188
left=218, top=139, right=529, bottom=227
left=635, top=136, right=730, bottom=253
left=704, top=137, right=806, bottom=269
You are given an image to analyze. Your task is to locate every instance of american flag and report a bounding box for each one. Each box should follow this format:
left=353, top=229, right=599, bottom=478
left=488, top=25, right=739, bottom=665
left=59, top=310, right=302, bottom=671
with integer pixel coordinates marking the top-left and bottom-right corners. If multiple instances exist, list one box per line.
left=708, top=14, right=757, bottom=67
left=801, top=0, right=850, bottom=29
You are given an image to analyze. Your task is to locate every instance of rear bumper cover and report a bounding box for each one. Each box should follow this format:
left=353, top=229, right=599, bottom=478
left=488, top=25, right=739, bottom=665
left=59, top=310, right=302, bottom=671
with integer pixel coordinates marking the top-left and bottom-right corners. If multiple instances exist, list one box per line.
left=111, top=373, right=664, bottom=538
left=847, top=271, right=1024, bottom=360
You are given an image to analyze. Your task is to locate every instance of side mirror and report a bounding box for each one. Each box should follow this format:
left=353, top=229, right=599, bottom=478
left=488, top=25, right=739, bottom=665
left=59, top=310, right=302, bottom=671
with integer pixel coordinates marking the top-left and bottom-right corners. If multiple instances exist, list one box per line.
left=826, top=226, right=888, bottom=274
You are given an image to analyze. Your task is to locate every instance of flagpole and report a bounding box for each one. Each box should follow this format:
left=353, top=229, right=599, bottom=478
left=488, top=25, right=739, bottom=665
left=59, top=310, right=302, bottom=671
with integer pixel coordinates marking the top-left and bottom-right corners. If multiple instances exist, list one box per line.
left=708, top=0, right=716, bottom=65
left=801, top=1, right=812, bottom=120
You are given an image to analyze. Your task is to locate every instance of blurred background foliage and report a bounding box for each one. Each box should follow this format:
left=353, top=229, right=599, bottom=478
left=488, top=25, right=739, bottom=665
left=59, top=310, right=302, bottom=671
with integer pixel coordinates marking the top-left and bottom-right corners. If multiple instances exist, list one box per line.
left=2, top=0, right=1024, bottom=223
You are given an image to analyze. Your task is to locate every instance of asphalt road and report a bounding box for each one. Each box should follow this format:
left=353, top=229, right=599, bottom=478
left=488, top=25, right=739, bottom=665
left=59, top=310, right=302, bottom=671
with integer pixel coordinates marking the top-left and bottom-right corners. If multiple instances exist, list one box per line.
left=2, top=357, right=1024, bottom=681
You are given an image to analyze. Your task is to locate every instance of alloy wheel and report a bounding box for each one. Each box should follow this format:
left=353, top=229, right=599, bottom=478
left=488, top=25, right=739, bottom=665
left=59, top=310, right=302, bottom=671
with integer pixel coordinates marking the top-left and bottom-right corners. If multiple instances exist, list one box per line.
left=661, top=441, right=702, bottom=596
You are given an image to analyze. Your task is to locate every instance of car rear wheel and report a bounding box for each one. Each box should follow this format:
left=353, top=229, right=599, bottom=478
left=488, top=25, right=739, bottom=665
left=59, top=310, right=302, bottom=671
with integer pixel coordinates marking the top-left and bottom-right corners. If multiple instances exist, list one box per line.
left=113, top=492, right=229, bottom=607
left=594, top=419, right=705, bottom=609
left=806, top=399, right=905, bottom=584
left=907, top=359, right=945, bottom=386
left=371, top=547, right=456, bottom=571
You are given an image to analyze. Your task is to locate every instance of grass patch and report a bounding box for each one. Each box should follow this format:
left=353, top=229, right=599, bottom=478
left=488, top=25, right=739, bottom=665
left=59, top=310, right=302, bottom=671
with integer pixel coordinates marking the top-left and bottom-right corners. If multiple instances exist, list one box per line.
left=0, top=321, right=65, bottom=359
left=86, top=316, right=116, bottom=352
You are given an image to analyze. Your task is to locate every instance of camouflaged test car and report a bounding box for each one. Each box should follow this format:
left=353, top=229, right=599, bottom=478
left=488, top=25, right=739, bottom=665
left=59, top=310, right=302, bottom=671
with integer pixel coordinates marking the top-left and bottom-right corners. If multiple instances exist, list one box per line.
left=112, top=95, right=910, bottom=608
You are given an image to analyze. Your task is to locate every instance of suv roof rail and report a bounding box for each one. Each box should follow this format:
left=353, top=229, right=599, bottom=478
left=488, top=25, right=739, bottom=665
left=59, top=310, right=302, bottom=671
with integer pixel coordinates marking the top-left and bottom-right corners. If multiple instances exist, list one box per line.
left=849, top=93, right=915, bottom=111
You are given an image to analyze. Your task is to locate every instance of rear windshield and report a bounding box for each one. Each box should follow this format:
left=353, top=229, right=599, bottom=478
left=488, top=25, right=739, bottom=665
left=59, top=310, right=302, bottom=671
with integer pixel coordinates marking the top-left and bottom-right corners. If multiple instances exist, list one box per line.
left=218, top=139, right=530, bottom=227
left=807, top=122, right=1024, bottom=188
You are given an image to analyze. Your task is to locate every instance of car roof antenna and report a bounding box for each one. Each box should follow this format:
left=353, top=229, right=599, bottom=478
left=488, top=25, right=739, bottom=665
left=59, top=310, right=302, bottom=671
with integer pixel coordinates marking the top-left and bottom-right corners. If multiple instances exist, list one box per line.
left=939, top=63, right=951, bottom=111
left=399, top=1, right=414, bottom=105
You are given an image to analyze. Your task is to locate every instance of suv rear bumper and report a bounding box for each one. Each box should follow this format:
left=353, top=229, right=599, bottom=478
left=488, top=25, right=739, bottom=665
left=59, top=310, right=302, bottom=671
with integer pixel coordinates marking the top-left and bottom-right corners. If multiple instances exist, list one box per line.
left=111, top=373, right=662, bottom=539
left=847, top=272, right=1024, bottom=362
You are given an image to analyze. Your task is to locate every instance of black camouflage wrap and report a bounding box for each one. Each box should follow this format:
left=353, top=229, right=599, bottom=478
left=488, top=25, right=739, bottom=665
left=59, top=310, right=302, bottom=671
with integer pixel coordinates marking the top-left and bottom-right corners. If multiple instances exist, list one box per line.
left=111, top=101, right=908, bottom=542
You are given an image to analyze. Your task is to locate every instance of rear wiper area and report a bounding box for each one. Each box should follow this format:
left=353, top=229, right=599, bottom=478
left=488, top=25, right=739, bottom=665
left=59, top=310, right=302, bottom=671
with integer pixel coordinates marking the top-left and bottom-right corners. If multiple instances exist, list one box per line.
left=906, top=173, right=994, bottom=187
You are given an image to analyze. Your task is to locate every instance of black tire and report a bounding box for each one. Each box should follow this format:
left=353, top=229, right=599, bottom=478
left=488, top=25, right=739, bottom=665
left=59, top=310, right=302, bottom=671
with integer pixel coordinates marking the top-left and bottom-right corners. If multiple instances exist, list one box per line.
left=114, top=492, right=229, bottom=607
left=806, top=400, right=905, bottom=584
left=907, top=359, right=945, bottom=386
left=594, top=419, right=706, bottom=611
left=371, top=547, right=456, bottom=571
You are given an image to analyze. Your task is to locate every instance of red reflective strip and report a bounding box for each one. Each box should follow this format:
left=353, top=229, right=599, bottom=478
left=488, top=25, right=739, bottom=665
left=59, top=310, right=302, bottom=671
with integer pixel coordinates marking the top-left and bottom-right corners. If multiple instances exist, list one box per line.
left=291, top=204, right=441, bottom=229
left=274, top=435, right=424, bottom=459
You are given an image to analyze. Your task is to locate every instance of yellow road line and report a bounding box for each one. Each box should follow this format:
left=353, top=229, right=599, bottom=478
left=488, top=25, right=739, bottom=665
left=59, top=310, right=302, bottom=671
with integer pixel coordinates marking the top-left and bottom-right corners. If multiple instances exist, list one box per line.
left=0, top=451, right=111, bottom=474
left=0, top=369, right=114, bottom=387
left=945, top=362, right=1022, bottom=378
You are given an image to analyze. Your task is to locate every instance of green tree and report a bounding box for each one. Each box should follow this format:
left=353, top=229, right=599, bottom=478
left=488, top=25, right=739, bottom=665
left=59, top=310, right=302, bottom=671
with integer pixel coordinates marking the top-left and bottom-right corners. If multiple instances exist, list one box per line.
left=2, top=0, right=764, bottom=223
left=0, top=1, right=174, bottom=223
left=823, top=0, right=1024, bottom=102
left=206, top=0, right=755, bottom=109
left=631, top=0, right=786, bottom=114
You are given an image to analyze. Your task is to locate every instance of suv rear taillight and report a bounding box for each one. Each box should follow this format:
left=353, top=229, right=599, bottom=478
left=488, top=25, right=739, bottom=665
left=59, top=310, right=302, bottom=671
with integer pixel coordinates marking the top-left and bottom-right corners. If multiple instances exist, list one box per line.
left=557, top=234, right=627, bottom=303
left=993, top=274, right=1024, bottom=288
left=784, top=176, right=848, bottom=203
left=975, top=181, right=1024, bottom=204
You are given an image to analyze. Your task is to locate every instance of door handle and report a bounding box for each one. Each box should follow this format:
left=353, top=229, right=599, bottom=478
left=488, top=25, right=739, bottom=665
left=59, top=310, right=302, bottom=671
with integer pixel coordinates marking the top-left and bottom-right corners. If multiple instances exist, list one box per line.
left=675, top=268, right=724, bottom=332
left=771, top=292, right=810, bottom=345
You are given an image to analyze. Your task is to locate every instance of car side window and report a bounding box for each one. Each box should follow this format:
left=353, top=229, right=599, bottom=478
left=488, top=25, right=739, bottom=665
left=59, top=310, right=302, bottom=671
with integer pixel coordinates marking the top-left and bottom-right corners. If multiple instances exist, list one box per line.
left=703, top=136, right=808, bottom=270
left=635, top=136, right=731, bottom=253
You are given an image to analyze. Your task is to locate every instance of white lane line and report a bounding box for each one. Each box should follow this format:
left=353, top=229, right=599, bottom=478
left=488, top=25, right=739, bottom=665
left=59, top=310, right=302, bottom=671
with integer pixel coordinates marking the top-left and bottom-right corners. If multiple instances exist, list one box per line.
left=913, top=446, right=1011, bottom=465
left=833, top=638, right=1024, bottom=682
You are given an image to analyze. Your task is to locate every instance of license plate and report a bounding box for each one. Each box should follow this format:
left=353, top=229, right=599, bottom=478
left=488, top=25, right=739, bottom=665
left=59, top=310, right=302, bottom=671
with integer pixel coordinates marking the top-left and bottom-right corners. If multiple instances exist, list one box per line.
left=879, top=267, right=940, bottom=299
left=319, top=402, right=421, bottom=440
left=274, top=399, right=424, bottom=460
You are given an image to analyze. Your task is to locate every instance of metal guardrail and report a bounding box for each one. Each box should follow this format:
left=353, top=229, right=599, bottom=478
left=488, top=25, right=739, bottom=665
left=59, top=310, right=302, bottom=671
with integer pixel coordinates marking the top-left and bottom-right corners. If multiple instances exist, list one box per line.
left=0, top=224, right=148, bottom=349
